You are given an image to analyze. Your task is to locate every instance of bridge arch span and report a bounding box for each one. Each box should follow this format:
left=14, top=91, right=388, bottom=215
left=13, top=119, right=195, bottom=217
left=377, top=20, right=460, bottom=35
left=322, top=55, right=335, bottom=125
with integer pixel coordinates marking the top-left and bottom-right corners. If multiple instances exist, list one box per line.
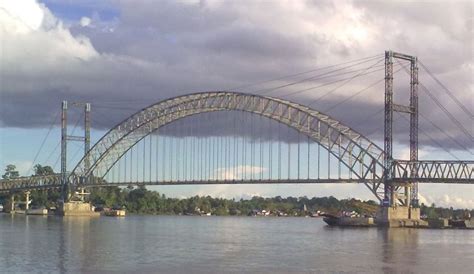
left=71, top=91, right=386, bottom=195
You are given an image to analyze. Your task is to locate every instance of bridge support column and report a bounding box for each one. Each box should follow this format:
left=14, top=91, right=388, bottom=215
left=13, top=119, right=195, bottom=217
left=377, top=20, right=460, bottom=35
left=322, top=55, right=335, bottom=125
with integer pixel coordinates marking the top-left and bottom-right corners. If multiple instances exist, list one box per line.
left=57, top=187, right=98, bottom=216
left=377, top=182, right=425, bottom=227
left=10, top=194, right=15, bottom=213
left=24, top=191, right=31, bottom=211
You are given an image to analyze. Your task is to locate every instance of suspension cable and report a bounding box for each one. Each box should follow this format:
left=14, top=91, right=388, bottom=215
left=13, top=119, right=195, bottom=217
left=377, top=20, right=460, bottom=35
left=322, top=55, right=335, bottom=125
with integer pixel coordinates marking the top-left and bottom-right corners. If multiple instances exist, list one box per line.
left=419, top=60, right=472, bottom=117
left=306, top=58, right=385, bottom=107
left=262, top=62, right=385, bottom=99
left=419, top=112, right=473, bottom=154
left=322, top=64, right=406, bottom=113
left=27, top=110, right=59, bottom=174
left=395, top=112, right=461, bottom=160
left=254, top=57, right=383, bottom=95
left=230, top=54, right=382, bottom=91
left=396, top=59, right=472, bottom=140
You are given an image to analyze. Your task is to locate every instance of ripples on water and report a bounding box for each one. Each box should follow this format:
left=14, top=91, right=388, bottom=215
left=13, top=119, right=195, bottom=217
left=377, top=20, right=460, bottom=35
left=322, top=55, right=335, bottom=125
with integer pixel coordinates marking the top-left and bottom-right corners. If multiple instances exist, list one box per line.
left=1, top=214, right=473, bottom=273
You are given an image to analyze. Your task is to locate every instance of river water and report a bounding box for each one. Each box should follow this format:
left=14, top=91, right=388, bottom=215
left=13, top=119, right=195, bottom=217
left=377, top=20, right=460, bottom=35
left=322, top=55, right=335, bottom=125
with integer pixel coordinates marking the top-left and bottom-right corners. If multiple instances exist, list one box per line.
left=1, top=214, right=473, bottom=274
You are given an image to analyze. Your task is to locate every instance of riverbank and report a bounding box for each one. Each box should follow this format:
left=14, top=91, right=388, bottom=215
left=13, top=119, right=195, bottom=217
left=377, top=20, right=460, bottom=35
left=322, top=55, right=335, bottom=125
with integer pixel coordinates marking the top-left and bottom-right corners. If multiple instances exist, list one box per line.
left=2, top=187, right=472, bottom=220
left=2, top=214, right=474, bottom=273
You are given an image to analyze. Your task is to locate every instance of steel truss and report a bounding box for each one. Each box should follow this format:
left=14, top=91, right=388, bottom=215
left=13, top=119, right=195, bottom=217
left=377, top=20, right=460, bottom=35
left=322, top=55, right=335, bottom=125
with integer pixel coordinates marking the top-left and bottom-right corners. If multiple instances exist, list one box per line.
left=1, top=165, right=473, bottom=194
left=1, top=92, right=472, bottom=198
left=70, top=91, right=387, bottom=199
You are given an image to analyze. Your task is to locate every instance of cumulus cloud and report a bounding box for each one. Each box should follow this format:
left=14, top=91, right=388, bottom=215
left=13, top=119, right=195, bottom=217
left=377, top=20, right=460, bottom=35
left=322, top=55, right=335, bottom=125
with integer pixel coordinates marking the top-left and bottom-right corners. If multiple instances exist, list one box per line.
left=419, top=193, right=474, bottom=210
left=0, top=1, right=98, bottom=61
left=9, top=160, right=34, bottom=176
left=211, top=165, right=267, bottom=180
left=80, top=16, right=91, bottom=27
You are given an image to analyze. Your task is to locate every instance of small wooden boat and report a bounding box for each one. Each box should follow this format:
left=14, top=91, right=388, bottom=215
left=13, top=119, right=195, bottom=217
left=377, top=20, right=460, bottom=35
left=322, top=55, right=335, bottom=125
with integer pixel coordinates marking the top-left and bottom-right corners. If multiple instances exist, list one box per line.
left=104, top=209, right=126, bottom=217
left=27, top=208, right=48, bottom=215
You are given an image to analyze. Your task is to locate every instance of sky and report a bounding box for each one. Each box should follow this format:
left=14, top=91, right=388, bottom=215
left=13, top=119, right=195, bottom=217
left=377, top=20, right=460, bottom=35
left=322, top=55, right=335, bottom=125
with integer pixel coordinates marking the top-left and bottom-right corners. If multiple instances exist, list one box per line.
left=0, top=0, right=472, bottom=208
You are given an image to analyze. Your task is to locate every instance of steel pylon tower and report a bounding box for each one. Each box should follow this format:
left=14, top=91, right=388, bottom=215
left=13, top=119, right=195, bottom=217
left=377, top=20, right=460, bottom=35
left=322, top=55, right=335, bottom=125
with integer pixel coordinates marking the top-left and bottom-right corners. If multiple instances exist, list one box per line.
left=60, top=101, right=91, bottom=201
left=61, top=101, right=68, bottom=201
left=384, top=50, right=419, bottom=207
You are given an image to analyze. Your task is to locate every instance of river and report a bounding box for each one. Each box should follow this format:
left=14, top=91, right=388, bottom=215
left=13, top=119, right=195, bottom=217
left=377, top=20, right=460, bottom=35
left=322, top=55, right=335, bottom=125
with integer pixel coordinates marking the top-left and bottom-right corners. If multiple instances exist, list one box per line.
left=1, top=214, right=473, bottom=273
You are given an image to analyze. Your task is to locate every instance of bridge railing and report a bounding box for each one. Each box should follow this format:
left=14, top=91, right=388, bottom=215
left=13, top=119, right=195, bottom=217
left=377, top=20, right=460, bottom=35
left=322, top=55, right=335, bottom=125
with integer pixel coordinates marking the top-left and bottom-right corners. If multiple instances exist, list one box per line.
left=0, top=174, right=62, bottom=193
left=1, top=160, right=472, bottom=193
left=391, top=160, right=474, bottom=183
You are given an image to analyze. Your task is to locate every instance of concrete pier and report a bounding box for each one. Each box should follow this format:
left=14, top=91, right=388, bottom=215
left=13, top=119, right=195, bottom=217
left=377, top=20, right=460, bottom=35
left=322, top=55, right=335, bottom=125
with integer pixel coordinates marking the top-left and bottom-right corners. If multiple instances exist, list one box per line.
left=377, top=206, right=427, bottom=227
left=24, top=191, right=30, bottom=211
left=57, top=201, right=100, bottom=217
left=10, top=194, right=14, bottom=213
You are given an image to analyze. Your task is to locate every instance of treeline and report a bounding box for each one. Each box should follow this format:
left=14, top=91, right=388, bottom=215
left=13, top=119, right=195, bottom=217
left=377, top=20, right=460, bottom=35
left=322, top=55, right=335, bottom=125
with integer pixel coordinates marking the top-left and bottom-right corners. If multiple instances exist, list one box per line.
left=88, top=186, right=381, bottom=216
left=1, top=164, right=472, bottom=218
left=88, top=187, right=474, bottom=219
left=1, top=186, right=472, bottom=218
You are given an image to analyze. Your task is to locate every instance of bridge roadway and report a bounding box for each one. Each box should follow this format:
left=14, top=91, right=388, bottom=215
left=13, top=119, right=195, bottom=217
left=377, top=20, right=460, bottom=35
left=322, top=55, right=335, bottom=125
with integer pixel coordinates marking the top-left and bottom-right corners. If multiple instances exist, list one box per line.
left=1, top=91, right=472, bottom=199
left=1, top=160, right=472, bottom=193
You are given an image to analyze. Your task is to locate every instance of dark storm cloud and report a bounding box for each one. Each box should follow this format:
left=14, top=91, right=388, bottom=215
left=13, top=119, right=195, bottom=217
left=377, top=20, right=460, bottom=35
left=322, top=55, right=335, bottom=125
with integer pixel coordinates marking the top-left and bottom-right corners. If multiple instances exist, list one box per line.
left=0, top=0, right=472, bottom=151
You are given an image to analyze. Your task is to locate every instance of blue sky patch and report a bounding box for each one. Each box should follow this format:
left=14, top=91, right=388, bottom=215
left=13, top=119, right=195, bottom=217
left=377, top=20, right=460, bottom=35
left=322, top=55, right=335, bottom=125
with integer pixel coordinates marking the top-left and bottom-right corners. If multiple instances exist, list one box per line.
left=41, top=0, right=119, bottom=22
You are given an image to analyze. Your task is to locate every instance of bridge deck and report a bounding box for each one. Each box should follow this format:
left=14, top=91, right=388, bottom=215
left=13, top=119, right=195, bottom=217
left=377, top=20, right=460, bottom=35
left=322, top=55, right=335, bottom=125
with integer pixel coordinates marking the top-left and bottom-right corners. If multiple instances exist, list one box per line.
left=1, top=176, right=473, bottom=193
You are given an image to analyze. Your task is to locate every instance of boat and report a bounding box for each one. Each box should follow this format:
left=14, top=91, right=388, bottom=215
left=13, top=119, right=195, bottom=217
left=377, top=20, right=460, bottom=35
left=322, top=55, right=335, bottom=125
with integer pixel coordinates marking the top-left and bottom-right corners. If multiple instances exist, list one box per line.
left=322, top=213, right=376, bottom=227
left=449, top=219, right=474, bottom=229
left=27, top=208, right=48, bottom=215
left=104, top=209, right=126, bottom=217
left=322, top=213, right=340, bottom=226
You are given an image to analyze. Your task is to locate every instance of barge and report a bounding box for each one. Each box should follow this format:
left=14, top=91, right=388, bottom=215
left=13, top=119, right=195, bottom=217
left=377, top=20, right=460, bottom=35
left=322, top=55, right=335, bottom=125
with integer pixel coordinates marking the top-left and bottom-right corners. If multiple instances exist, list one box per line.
left=322, top=214, right=376, bottom=227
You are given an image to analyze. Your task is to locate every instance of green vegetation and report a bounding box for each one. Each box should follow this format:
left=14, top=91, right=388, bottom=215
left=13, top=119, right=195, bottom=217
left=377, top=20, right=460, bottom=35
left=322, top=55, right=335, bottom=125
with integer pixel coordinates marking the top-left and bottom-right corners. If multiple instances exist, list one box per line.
left=33, top=164, right=54, bottom=176
left=0, top=164, right=472, bottom=219
left=2, top=164, right=19, bottom=179
left=88, top=186, right=381, bottom=216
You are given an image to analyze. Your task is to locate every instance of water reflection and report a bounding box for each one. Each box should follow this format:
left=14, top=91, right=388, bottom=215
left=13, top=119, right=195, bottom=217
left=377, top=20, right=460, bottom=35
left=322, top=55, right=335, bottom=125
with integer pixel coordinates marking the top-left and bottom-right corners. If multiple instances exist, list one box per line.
left=58, top=217, right=99, bottom=273
left=1, top=215, right=472, bottom=273
left=380, top=228, right=419, bottom=273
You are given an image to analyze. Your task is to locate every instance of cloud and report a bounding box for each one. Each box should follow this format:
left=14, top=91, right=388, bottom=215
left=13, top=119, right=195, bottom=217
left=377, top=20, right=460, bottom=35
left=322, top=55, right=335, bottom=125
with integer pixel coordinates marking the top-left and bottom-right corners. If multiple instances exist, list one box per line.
left=211, top=165, right=266, bottom=180
left=80, top=16, right=91, bottom=27
left=0, top=0, right=472, bottom=153
left=419, top=193, right=474, bottom=210
left=0, top=0, right=44, bottom=32
left=9, top=160, right=34, bottom=176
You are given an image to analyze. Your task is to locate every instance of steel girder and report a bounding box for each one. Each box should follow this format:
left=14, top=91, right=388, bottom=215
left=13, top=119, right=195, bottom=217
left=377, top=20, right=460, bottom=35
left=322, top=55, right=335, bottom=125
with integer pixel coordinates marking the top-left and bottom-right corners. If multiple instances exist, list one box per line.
left=390, top=160, right=473, bottom=183
left=0, top=174, right=62, bottom=193
left=70, top=91, right=387, bottom=198
left=2, top=171, right=473, bottom=194
left=1, top=93, right=472, bottom=195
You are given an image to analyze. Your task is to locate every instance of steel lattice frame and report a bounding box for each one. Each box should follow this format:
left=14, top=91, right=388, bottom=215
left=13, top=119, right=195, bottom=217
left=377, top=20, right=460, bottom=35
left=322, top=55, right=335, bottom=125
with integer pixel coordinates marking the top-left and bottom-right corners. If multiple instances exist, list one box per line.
left=1, top=92, right=472, bottom=196
left=391, top=160, right=473, bottom=184
left=0, top=175, right=62, bottom=192
left=70, top=91, right=386, bottom=199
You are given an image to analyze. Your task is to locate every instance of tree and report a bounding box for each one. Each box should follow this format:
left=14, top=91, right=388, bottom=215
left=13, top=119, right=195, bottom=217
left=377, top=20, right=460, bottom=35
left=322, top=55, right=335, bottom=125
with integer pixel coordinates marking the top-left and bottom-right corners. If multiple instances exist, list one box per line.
left=33, top=164, right=54, bottom=176
left=2, top=164, right=19, bottom=179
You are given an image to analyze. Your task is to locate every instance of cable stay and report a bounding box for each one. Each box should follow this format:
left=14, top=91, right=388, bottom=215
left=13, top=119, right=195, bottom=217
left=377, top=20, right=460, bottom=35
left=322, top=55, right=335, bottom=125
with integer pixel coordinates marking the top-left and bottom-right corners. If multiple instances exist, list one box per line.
left=396, top=112, right=461, bottom=160
left=396, top=59, right=473, bottom=140
left=305, top=58, right=386, bottom=107
left=419, top=112, right=473, bottom=155
left=419, top=60, right=473, bottom=117
left=27, top=110, right=59, bottom=175
left=254, top=57, right=384, bottom=96
left=256, top=57, right=385, bottom=96
left=229, top=54, right=382, bottom=91
left=272, top=63, right=386, bottom=102
left=322, top=63, right=410, bottom=115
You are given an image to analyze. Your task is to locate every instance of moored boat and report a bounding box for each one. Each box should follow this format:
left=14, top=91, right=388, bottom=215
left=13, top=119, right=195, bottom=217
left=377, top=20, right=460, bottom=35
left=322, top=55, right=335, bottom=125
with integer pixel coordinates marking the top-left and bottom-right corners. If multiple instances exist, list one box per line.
left=104, top=209, right=126, bottom=217
left=27, top=208, right=48, bottom=215
left=322, top=213, right=376, bottom=227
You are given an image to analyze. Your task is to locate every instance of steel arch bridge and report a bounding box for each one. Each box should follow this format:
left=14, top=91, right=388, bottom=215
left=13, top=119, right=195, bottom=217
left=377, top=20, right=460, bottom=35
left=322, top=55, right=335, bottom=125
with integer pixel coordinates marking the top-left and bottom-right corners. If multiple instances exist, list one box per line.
left=1, top=91, right=472, bottom=202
